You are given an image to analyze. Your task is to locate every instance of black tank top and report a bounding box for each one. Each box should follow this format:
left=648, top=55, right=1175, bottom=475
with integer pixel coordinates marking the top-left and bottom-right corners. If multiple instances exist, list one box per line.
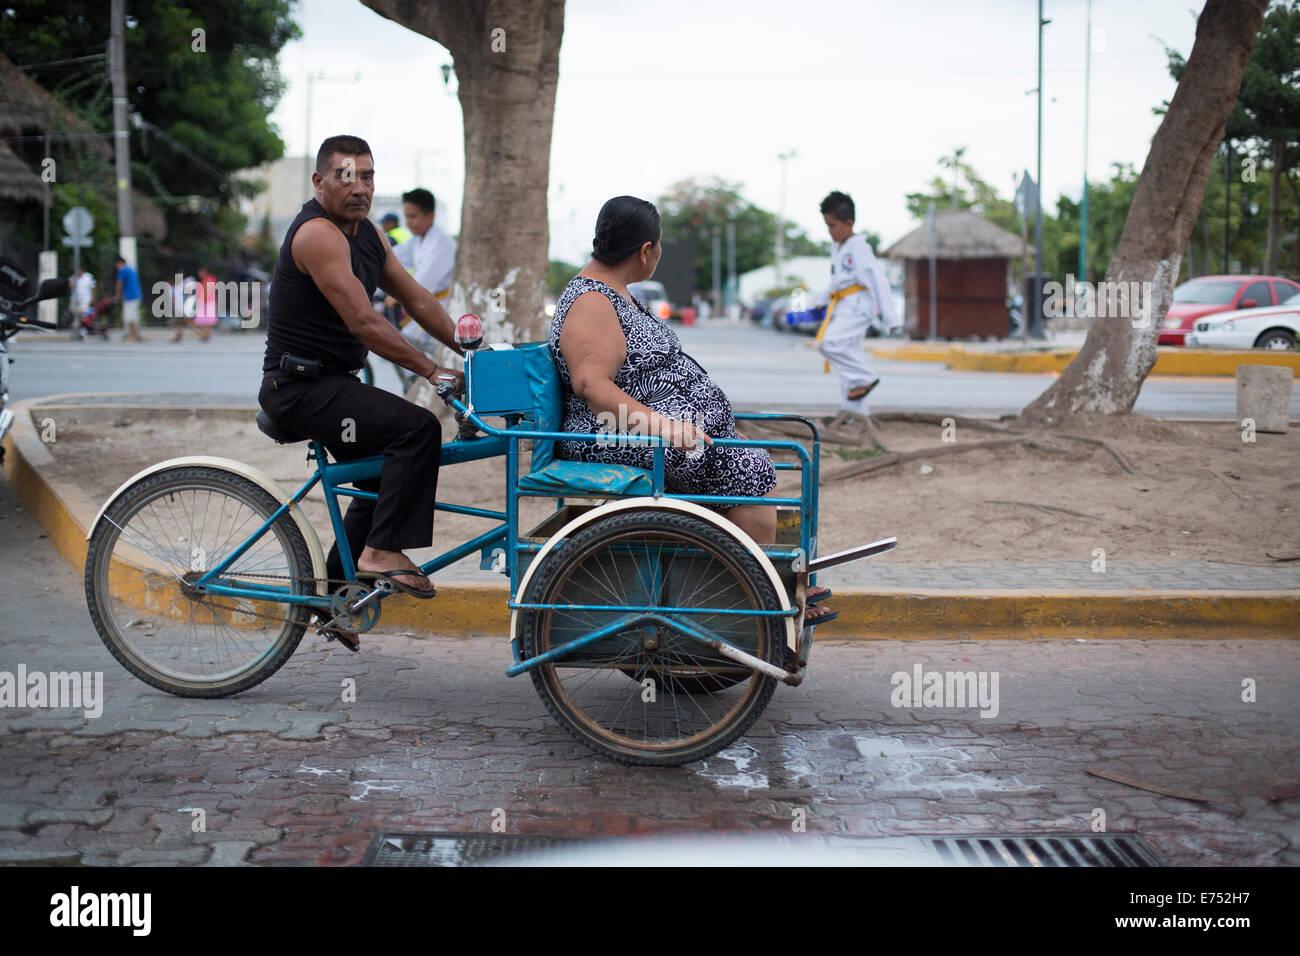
left=262, top=198, right=386, bottom=372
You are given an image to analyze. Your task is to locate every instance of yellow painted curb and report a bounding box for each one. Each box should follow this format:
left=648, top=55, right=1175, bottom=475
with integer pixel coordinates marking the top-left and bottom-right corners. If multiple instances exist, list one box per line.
left=833, top=589, right=1299, bottom=640
left=881, top=344, right=1300, bottom=377
left=6, top=398, right=1297, bottom=641
left=868, top=344, right=951, bottom=363
left=2, top=408, right=94, bottom=570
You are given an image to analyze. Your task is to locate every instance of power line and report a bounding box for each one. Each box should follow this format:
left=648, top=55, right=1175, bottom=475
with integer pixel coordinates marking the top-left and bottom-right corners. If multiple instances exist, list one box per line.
left=16, top=53, right=107, bottom=70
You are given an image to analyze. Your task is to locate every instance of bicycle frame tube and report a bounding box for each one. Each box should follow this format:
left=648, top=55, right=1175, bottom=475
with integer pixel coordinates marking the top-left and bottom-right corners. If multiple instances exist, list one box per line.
left=196, top=438, right=511, bottom=602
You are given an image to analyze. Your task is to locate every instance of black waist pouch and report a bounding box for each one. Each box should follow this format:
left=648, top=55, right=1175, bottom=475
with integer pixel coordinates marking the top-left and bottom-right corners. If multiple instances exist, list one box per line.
left=279, top=353, right=323, bottom=378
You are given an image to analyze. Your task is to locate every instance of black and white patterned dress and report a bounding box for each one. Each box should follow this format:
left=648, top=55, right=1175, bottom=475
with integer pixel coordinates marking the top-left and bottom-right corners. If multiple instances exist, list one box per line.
left=548, top=276, right=777, bottom=502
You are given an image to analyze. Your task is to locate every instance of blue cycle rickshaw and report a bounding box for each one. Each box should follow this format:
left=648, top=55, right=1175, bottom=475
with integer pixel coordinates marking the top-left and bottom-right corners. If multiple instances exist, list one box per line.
left=85, top=333, right=896, bottom=766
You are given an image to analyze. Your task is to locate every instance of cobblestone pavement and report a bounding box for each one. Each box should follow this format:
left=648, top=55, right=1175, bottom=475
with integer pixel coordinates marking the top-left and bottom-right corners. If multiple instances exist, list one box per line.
left=2, top=480, right=1297, bottom=867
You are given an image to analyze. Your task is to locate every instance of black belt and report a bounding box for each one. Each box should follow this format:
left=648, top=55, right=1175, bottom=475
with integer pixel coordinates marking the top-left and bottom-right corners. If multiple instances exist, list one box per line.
left=276, top=353, right=362, bottom=379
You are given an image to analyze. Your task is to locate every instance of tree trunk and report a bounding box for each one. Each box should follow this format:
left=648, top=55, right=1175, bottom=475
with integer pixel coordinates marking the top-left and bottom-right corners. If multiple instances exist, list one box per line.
left=1020, top=0, right=1268, bottom=428
left=1264, top=139, right=1284, bottom=275
left=360, top=0, right=563, bottom=346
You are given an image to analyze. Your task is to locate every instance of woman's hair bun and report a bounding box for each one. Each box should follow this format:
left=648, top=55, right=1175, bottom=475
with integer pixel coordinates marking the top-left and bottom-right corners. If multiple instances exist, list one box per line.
left=592, top=196, right=660, bottom=265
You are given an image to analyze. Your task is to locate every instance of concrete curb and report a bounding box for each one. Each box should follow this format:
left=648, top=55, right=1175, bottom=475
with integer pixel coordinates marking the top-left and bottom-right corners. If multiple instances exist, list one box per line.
left=871, top=343, right=1300, bottom=377
left=4, top=398, right=1297, bottom=640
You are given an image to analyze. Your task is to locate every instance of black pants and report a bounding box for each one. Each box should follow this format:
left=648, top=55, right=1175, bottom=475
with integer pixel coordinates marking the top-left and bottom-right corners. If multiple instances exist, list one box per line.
left=259, top=370, right=442, bottom=584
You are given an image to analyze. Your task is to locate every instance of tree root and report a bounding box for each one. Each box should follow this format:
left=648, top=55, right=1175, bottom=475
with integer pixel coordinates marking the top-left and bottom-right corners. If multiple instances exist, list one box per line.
left=1057, top=434, right=1136, bottom=474
left=824, top=436, right=1026, bottom=482
left=984, top=499, right=1100, bottom=520
left=870, top=411, right=1028, bottom=434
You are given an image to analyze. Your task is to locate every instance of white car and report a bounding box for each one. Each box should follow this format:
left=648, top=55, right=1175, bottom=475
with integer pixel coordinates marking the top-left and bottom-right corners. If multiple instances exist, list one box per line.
left=1187, top=291, right=1300, bottom=350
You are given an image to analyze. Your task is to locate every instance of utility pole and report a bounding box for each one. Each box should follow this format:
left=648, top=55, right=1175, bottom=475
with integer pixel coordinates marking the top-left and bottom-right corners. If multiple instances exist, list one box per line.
left=110, top=0, right=134, bottom=249
left=775, top=150, right=796, bottom=289
left=42, top=131, right=51, bottom=250
left=712, top=227, right=722, bottom=315
left=1224, top=142, right=1232, bottom=272
left=1032, top=0, right=1049, bottom=339
left=726, top=212, right=736, bottom=319
left=1079, top=0, right=1091, bottom=284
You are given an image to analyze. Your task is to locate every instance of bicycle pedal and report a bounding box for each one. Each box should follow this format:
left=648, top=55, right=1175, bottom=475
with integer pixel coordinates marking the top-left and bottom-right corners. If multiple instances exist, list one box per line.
left=317, top=623, right=360, bottom=652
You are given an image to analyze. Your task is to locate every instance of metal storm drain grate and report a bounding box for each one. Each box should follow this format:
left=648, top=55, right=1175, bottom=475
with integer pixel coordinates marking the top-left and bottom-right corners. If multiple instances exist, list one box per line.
left=362, top=832, right=585, bottom=867
left=927, top=833, right=1163, bottom=867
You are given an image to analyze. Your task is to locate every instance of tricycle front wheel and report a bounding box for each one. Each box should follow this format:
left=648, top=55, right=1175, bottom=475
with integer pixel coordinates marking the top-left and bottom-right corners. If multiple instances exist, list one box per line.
left=520, top=508, right=786, bottom=766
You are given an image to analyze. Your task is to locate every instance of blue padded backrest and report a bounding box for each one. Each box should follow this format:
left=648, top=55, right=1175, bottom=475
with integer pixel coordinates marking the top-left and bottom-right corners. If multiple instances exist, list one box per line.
left=466, top=343, right=562, bottom=473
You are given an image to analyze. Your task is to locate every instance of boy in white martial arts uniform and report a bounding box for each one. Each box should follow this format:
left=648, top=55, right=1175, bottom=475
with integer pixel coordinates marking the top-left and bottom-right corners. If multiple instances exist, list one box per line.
left=389, top=187, right=456, bottom=351
left=813, top=190, right=897, bottom=417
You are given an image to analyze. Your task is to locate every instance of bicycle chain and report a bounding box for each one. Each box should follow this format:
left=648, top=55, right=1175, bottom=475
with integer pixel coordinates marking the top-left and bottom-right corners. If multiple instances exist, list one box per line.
left=141, top=569, right=386, bottom=635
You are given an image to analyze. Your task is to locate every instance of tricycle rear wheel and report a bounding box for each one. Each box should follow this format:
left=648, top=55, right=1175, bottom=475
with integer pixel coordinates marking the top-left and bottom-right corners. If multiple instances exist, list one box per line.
left=520, top=508, right=786, bottom=766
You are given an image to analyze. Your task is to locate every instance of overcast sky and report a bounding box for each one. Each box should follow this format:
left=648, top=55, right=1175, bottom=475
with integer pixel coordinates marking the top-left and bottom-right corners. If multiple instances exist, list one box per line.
left=270, top=0, right=1203, bottom=263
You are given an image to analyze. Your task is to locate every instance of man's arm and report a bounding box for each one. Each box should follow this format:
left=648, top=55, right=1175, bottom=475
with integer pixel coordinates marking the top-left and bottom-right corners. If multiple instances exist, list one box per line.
left=374, top=224, right=462, bottom=355
left=291, top=219, right=456, bottom=382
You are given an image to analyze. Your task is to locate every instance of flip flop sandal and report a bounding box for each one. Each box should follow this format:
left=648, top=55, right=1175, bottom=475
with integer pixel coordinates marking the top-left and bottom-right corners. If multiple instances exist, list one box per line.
left=804, top=606, right=839, bottom=626
left=357, top=569, right=437, bottom=600
left=806, top=586, right=833, bottom=604
left=846, top=379, right=881, bottom=401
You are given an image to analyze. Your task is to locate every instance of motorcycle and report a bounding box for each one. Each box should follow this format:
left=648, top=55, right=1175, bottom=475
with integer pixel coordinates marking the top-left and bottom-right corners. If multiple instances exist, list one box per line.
left=0, top=258, right=69, bottom=462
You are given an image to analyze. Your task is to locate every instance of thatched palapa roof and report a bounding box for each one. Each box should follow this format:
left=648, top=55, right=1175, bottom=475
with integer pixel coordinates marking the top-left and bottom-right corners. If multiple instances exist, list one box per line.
left=0, top=141, right=44, bottom=202
left=0, top=53, right=164, bottom=237
left=884, top=210, right=1024, bottom=260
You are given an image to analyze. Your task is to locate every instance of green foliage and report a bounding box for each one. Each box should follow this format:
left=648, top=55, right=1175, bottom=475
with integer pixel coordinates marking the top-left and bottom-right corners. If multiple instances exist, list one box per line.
left=2, top=1, right=299, bottom=273
left=905, top=146, right=1021, bottom=237
left=1, top=1, right=300, bottom=203
left=1166, top=1, right=1300, bottom=275
left=656, top=177, right=829, bottom=292
left=547, top=258, right=579, bottom=297
left=1054, top=164, right=1141, bottom=283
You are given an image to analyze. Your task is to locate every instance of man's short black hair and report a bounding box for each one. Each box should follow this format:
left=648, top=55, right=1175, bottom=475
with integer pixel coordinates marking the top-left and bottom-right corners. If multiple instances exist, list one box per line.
left=114, top=255, right=125, bottom=264
left=820, top=190, right=855, bottom=222
left=402, top=188, right=435, bottom=216
left=315, top=134, right=372, bottom=176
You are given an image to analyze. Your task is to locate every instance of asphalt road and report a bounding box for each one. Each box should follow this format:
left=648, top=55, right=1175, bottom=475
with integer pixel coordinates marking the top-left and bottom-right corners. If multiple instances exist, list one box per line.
left=7, top=321, right=1295, bottom=419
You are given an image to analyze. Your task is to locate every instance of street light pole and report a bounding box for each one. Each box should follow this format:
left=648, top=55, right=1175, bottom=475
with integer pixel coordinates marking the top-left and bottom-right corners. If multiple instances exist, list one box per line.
left=1079, top=0, right=1091, bottom=284
left=726, top=212, right=736, bottom=319
left=1033, top=0, right=1049, bottom=339
left=110, top=0, right=134, bottom=245
left=776, top=150, right=796, bottom=288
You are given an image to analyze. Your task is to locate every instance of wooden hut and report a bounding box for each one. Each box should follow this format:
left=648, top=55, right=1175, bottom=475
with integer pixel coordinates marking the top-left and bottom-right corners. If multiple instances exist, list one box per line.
left=883, top=210, right=1024, bottom=339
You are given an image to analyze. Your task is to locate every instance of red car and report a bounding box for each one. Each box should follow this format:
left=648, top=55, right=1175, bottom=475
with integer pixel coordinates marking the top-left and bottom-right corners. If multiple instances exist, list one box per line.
left=1161, top=275, right=1300, bottom=345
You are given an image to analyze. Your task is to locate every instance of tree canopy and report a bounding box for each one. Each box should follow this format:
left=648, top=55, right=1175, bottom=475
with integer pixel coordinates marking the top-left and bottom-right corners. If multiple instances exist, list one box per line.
left=656, top=177, right=828, bottom=293
left=1, top=0, right=300, bottom=204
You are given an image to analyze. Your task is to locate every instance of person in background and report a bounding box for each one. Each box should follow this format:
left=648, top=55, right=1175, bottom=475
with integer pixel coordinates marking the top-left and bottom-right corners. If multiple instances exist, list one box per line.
left=379, top=212, right=411, bottom=247
left=193, top=267, right=217, bottom=342
left=170, top=273, right=201, bottom=342
left=114, top=255, right=143, bottom=342
left=69, top=265, right=95, bottom=327
left=391, top=187, right=456, bottom=353
left=813, top=190, right=897, bottom=421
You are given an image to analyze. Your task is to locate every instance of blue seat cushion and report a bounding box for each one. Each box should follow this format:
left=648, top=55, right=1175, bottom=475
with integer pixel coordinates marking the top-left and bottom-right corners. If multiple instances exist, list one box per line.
left=518, top=459, right=653, bottom=496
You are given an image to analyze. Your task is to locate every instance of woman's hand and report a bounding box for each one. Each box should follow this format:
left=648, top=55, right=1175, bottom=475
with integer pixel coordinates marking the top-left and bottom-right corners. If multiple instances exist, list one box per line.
left=655, top=415, right=713, bottom=451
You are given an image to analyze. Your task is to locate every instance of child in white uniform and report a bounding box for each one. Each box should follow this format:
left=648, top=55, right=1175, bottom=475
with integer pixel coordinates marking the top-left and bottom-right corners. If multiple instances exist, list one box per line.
left=814, top=191, right=896, bottom=416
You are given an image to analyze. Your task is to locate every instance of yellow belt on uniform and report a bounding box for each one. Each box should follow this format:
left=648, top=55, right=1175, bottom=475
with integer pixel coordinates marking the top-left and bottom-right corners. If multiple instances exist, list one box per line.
left=398, top=288, right=451, bottom=328
left=816, top=282, right=867, bottom=372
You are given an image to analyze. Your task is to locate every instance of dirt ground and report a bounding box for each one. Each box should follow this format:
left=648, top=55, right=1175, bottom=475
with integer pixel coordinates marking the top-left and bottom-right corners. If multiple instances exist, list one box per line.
left=32, top=407, right=1300, bottom=568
